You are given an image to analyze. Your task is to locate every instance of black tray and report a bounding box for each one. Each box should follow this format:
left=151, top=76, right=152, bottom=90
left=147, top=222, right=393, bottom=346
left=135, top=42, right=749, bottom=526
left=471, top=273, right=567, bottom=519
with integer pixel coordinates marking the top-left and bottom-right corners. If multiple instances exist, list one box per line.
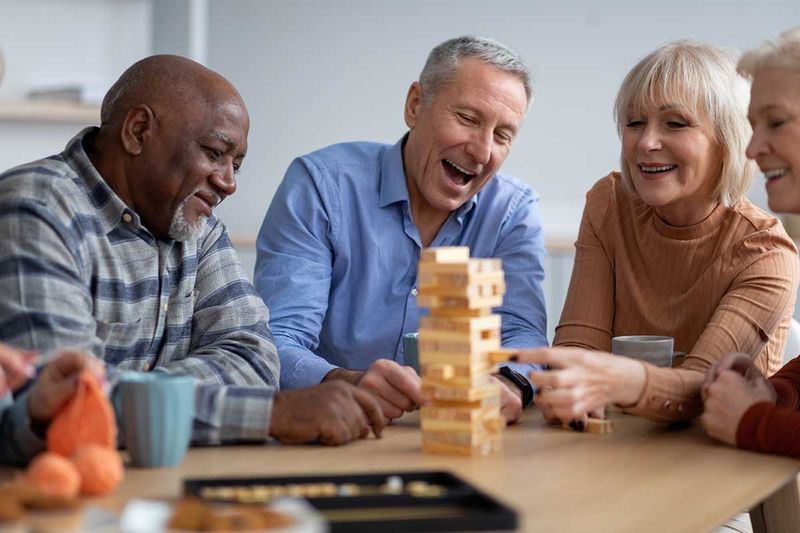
left=183, top=470, right=517, bottom=532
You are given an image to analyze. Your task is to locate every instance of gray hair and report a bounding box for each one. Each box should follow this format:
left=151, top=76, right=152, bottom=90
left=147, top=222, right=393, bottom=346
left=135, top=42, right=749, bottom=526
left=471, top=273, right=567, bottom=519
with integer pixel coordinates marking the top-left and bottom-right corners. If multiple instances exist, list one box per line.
left=614, top=40, right=754, bottom=207
left=419, top=35, right=532, bottom=110
left=738, top=27, right=800, bottom=77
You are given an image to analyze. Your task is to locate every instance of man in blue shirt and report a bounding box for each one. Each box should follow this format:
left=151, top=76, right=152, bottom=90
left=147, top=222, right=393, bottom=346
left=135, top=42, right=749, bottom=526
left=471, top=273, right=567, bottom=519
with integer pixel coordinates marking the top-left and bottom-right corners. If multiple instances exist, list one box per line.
left=255, top=36, right=548, bottom=424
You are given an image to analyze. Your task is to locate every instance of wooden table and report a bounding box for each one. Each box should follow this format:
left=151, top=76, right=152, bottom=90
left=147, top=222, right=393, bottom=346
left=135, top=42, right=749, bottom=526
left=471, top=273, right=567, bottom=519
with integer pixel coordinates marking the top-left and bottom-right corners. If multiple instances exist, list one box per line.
left=4, top=409, right=800, bottom=532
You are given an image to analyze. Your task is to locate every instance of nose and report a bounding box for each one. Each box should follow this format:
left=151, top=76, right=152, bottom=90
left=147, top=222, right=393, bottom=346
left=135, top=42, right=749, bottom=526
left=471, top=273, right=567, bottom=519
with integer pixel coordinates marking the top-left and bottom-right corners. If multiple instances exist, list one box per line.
left=466, top=129, right=492, bottom=165
left=210, top=163, right=237, bottom=197
left=638, top=124, right=662, bottom=152
left=745, top=127, right=768, bottom=160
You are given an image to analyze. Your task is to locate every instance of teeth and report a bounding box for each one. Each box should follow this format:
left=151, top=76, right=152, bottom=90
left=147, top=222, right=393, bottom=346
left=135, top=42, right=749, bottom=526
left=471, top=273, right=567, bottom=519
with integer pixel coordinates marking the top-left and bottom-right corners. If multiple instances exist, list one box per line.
left=640, top=165, right=676, bottom=173
left=445, top=159, right=475, bottom=176
left=764, top=168, right=788, bottom=180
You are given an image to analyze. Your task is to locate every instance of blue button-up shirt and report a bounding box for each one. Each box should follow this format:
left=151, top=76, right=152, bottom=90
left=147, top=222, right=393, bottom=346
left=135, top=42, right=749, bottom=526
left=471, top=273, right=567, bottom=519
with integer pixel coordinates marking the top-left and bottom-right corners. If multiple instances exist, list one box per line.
left=255, top=136, right=548, bottom=390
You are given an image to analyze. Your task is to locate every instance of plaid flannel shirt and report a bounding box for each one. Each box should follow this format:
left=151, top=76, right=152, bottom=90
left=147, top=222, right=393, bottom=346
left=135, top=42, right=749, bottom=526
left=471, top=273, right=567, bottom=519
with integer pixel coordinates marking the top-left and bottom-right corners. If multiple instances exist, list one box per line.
left=0, top=128, right=279, bottom=464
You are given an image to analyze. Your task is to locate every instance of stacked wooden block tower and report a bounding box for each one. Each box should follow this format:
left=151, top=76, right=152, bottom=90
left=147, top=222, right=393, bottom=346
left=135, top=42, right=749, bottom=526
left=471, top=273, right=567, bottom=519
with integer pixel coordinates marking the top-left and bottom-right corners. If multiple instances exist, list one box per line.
left=416, top=246, right=507, bottom=456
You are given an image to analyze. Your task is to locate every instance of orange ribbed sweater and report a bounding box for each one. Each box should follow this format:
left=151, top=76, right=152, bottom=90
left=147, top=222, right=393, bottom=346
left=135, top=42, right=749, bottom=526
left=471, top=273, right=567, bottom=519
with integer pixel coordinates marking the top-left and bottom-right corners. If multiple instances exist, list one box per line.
left=554, top=173, right=799, bottom=421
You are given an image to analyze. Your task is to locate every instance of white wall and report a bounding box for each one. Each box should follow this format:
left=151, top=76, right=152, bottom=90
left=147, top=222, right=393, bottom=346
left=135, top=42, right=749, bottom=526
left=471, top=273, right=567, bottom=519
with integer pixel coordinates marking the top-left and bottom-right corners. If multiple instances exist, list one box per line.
left=205, top=0, right=799, bottom=241
left=0, top=0, right=151, bottom=165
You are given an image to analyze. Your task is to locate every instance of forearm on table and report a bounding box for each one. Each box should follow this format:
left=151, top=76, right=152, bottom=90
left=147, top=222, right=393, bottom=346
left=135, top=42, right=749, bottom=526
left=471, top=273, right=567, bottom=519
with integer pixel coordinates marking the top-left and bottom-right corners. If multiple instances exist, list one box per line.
left=623, top=365, right=705, bottom=422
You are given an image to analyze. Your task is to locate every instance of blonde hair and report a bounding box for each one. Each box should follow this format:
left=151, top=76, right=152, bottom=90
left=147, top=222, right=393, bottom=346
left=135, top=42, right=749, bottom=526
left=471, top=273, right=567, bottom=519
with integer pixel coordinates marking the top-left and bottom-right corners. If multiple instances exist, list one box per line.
left=738, top=27, right=800, bottom=78
left=614, top=40, right=754, bottom=207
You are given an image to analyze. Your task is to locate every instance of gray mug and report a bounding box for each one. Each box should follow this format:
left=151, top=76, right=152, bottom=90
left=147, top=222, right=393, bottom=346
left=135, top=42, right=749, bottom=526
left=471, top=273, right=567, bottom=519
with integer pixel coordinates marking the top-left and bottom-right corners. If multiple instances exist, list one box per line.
left=116, top=372, right=195, bottom=468
left=611, top=335, right=674, bottom=368
left=403, top=332, right=420, bottom=373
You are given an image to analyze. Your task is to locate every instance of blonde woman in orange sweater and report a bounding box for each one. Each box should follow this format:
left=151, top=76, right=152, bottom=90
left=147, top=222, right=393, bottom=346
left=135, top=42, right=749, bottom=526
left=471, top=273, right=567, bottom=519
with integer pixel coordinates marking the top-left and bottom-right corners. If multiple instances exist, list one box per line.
left=517, top=40, right=799, bottom=425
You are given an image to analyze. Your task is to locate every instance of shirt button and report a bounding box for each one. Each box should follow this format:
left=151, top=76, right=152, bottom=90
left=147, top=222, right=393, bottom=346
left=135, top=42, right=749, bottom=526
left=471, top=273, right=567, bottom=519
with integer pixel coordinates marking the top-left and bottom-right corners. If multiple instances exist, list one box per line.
left=163, top=303, right=169, bottom=313
left=411, top=287, right=418, bottom=297
left=122, top=212, right=133, bottom=223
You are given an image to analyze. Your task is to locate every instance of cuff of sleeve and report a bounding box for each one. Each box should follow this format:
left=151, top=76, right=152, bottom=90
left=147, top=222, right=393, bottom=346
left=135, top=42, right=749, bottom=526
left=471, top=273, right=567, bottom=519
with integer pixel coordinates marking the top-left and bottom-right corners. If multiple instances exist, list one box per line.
left=624, top=364, right=702, bottom=421
left=7, top=390, right=47, bottom=461
left=736, top=401, right=774, bottom=451
left=219, top=386, right=276, bottom=443
left=288, top=356, right=337, bottom=389
left=771, top=378, right=800, bottom=408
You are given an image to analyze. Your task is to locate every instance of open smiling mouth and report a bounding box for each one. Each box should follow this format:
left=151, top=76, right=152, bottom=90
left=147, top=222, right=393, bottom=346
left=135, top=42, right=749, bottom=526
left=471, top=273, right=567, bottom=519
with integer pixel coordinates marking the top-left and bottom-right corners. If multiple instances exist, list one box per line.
left=443, top=159, right=476, bottom=186
left=765, top=168, right=788, bottom=181
left=640, top=164, right=677, bottom=175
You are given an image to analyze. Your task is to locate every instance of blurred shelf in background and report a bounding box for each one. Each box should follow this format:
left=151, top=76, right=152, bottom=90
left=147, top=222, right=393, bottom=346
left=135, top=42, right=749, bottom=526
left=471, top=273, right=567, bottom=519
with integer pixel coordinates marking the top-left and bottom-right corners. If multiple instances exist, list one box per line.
left=0, top=100, right=100, bottom=123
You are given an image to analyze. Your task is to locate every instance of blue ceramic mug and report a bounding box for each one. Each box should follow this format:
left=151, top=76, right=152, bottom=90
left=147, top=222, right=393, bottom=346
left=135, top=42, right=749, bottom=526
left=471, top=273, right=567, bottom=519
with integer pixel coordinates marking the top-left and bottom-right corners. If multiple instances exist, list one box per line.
left=116, top=372, right=194, bottom=468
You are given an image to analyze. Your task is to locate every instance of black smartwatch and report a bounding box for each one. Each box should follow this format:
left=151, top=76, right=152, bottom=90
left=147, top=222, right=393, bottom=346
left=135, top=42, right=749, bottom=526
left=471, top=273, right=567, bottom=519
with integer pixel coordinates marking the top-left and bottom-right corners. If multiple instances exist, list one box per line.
left=497, top=366, right=534, bottom=408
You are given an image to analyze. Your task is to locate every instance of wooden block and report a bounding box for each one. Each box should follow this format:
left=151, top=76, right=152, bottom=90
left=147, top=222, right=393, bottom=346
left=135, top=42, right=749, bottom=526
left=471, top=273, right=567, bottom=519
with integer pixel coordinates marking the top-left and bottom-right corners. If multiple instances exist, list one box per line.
left=422, top=374, right=492, bottom=391
left=484, top=416, right=505, bottom=433
left=418, top=270, right=504, bottom=290
left=421, top=360, right=495, bottom=380
left=421, top=415, right=498, bottom=433
left=419, top=314, right=501, bottom=334
left=420, top=247, right=469, bottom=264
left=424, top=363, right=455, bottom=381
left=562, top=418, right=614, bottom=434
left=422, top=441, right=494, bottom=457
left=488, top=348, right=519, bottom=365
left=417, top=279, right=506, bottom=299
left=421, top=382, right=500, bottom=402
left=422, top=428, right=495, bottom=447
left=417, top=258, right=501, bottom=274
left=428, top=306, right=491, bottom=318
left=420, top=405, right=500, bottom=423
left=428, top=396, right=501, bottom=410
left=417, top=293, right=503, bottom=312
left=417, top=336, right=500, bottom=357
left=586, top=418, right=614, bottom=434
left=418, top=351, right=493, bottom=368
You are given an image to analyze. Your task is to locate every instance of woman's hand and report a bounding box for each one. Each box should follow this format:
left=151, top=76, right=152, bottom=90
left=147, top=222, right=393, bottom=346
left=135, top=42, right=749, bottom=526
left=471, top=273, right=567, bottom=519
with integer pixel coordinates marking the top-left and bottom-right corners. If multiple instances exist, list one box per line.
left=517, top=347, right=646, bottom=423
left=0, top=343, right=37, bottom=395
left=700, top=369, right=775, bottom=446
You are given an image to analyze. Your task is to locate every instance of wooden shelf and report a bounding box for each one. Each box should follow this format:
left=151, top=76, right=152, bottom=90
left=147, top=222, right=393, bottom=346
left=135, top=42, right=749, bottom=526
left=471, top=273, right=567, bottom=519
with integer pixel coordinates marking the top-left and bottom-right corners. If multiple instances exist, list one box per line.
left=0, top=100, right=100, bottom=123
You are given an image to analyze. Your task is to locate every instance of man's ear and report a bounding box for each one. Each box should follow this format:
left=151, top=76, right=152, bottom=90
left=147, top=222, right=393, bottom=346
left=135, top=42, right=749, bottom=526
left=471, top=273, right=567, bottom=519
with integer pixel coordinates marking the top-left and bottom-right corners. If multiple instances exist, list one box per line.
left=119, top=104, right=155, bottom=156
left=404, top=82, right=423, bottom=129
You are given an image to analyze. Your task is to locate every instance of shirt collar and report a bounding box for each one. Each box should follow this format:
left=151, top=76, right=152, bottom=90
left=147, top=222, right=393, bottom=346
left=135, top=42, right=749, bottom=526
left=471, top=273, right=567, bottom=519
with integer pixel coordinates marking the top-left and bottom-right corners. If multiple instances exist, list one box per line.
left=378, top=133, right=479, bottom=218
left=63, top=127, right=143, bottom=236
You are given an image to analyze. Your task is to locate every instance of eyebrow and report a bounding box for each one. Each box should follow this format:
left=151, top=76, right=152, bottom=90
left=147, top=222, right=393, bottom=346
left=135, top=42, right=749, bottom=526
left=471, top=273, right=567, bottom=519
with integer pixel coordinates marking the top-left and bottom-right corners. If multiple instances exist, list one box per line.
left=207, top=131, right=247, bottom=158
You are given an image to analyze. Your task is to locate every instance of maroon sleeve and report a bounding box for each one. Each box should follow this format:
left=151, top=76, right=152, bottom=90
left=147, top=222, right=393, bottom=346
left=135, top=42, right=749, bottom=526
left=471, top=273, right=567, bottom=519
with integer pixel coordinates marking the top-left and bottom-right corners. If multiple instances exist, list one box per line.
left=771, top=357, right=800, bottom=409
left=737, top=401, right=800, bottom=457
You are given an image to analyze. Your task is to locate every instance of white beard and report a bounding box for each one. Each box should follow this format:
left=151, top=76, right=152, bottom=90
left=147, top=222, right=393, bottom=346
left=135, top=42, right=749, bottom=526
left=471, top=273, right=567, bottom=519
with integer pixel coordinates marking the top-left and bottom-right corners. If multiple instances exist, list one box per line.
left=168, top=195, right=207, bottom=242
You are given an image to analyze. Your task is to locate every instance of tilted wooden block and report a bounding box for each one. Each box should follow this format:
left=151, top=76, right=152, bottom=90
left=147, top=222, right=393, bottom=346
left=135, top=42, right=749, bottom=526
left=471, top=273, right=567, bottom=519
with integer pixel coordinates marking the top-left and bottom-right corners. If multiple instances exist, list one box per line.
left=487, top=348, right=520, bottom=365
left=427, top=395, right=501, bottom=410
left=420, top=247, right=470, bottom=264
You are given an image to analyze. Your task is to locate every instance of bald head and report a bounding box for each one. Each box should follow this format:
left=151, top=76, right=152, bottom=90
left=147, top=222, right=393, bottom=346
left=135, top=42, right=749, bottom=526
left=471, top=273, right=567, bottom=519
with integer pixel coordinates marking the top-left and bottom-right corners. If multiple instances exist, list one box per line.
left=100, top=54, right=244, bottom=127
left=90, top=54, right=249, bottom=242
